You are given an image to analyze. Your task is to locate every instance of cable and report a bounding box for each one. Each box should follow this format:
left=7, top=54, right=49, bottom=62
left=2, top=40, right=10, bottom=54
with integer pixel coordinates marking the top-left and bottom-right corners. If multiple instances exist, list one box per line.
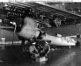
left=10, top=22, right=16, bottom=45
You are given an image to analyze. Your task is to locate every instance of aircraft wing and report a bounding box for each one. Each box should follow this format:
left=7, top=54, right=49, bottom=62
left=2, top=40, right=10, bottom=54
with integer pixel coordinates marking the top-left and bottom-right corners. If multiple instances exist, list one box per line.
left=27, top=2, right=81, bottom=19
left=3, top=2, right=81, bottom=37
left=6, top=2, right=81, bottom=19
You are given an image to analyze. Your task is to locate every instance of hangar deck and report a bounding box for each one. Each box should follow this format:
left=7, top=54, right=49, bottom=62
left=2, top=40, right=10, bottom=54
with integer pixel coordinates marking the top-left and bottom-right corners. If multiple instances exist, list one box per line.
left=0, top=45, right=80, bottom=66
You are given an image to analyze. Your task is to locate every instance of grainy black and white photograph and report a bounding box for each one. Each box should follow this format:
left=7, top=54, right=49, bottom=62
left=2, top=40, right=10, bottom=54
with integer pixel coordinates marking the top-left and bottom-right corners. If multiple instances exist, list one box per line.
left=0, top=1, right=81, bottom=66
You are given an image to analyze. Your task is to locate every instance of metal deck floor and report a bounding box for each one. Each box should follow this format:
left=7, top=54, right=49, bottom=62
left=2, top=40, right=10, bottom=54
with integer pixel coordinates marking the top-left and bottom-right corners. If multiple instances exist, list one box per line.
left=0, top=45, right=80, bottom=66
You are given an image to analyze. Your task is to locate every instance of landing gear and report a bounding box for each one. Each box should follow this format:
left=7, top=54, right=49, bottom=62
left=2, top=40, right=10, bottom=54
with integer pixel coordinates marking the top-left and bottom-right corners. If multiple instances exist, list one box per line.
left=76, top=41, right=80, bottom=47
left=21, top=39, right=50, bottom=62
left=69, top=46, right=71, bottom=48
